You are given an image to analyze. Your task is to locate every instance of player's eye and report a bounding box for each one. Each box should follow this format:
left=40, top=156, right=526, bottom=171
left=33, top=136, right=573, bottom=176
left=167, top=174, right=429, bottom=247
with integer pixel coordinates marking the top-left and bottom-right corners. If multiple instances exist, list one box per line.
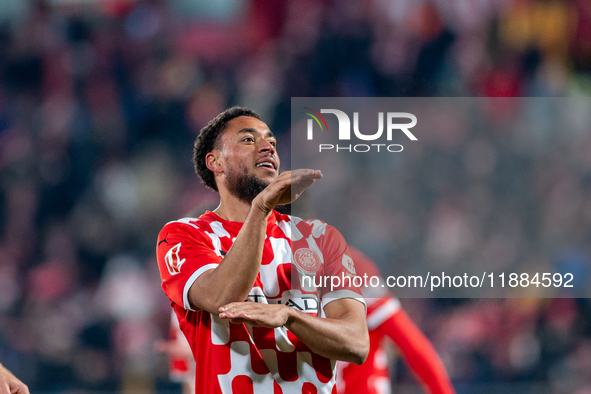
left=243, top=136, right=254, bottom=142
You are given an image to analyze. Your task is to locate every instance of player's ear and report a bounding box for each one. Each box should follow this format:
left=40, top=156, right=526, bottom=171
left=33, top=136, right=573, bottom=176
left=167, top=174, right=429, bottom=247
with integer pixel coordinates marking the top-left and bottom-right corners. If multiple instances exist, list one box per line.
left=206, top=151, right=223, bottom=174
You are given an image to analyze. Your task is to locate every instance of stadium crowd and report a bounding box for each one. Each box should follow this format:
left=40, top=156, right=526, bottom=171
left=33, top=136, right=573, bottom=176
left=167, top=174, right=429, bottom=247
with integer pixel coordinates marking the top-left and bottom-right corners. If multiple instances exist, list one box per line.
left=0, top=0, right=591, bottom=393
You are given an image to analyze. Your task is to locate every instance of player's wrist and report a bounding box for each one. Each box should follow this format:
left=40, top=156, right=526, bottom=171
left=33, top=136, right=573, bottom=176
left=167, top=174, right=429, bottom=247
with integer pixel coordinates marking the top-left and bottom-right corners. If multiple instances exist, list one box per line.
left=251, top=195, right=274, bottom=216
left=283, top=305, right=298, bottom=328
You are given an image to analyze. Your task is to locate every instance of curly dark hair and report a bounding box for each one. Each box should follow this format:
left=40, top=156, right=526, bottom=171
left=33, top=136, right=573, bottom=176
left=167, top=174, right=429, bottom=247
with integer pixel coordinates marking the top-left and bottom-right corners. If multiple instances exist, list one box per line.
left=193, top=106, right=261, bottom=192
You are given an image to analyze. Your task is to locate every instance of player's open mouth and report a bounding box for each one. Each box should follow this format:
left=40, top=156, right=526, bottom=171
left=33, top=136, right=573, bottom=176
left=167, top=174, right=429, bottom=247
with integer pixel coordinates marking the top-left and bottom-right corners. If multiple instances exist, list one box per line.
left=255, top=158, right=277, bottom=172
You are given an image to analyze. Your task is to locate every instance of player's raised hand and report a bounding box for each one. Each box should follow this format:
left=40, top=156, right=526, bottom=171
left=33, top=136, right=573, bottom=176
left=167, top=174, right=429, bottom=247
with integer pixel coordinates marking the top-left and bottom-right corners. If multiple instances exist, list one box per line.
left=218, top=302, right=293, bottom=328
left=253, top=169, right=322, bottom=213
left=0, top=364, right=29, bottom=394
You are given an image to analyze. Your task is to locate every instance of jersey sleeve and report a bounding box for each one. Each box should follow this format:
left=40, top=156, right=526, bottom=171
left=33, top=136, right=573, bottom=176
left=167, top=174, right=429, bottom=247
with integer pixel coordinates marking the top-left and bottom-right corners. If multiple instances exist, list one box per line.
left=156, top=221, right=222, bottom=311
left=317, top=225, right=365, bottom=311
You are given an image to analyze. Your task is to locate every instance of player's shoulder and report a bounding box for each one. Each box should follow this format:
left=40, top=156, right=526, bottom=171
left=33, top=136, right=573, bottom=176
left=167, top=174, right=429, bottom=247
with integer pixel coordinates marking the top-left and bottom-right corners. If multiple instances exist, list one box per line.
left=165, top=210, right=218, bottom=227
left=158, top=211, right=219, bottom=240
left=161, top=217, right=201, bottom=233
left=285, top=215, right=339, bottom=240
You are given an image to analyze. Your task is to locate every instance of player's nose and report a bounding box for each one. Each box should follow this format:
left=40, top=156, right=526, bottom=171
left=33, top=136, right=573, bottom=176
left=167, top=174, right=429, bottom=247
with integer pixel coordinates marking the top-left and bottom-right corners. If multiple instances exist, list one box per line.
left=258, top=138, right=276, bottom=154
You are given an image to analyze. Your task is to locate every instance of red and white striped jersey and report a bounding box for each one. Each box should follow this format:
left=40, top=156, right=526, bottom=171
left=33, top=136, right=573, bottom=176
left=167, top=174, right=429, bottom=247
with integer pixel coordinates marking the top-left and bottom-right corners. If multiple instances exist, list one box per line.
left=156, top=210, right=364, bottom=394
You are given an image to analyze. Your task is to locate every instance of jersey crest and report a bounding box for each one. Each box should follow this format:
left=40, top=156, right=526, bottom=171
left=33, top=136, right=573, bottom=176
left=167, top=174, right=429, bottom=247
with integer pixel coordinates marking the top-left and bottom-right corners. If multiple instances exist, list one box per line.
left=294, top=247, right=322, bottom=274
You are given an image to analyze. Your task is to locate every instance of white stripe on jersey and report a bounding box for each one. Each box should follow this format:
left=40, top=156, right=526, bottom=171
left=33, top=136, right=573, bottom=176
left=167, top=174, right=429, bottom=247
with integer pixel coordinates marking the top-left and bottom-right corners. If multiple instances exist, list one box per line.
left=204, top=231, right=223, bottom=257
left=209, top=221, right=231, bottom=239
left=211, top=313, right=231, bottom=345
left=274, top=326, right=295, bottom=352
left=287, top=216, right=304, bottom=241
left=259, top=237, right=292, bottom=297
left=182, top=263, right=219, bottom=311
left=167, top=217, right=200, bottom=227
left=308, top=219, right=327, bottom=238
left=276, top=219, right=292, bottom=238
left=366, top=298, right=401, bottom=330
left=304, top=234, right=325, bottom=266
left=373, top=377, right=392, bottom=394
left=288, top=216, right=327, bottom=239
left=320, top=290, right=366, bottom=317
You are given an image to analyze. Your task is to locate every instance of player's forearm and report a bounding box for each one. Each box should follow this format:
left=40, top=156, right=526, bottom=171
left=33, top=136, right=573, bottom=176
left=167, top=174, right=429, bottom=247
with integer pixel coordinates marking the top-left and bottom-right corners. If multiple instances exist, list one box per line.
left=218, top=299, right=369, bottom=363
left=189, top=206, right=270, bottom=313
left=285, top=305, right=369, bottom=364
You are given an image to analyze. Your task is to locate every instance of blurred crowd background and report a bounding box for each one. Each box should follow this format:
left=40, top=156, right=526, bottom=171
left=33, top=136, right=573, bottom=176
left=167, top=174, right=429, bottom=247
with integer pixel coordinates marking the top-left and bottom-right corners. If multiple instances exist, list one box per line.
left=1, top=0, right=591, bottom=393
left=292, top=96, right=591, bottom=296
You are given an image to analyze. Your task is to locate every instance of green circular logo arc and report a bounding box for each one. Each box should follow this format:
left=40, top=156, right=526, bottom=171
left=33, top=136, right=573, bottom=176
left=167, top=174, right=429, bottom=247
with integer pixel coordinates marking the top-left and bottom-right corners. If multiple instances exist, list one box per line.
left=303, top=107, right=329, bottom=131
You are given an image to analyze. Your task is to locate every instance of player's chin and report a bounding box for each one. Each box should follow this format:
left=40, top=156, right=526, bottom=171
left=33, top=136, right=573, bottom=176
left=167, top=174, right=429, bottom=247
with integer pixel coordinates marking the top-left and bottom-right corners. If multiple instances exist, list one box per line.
left=256, top=172, right=277, bottom=184
left=255, top=167, right=278, bottom=178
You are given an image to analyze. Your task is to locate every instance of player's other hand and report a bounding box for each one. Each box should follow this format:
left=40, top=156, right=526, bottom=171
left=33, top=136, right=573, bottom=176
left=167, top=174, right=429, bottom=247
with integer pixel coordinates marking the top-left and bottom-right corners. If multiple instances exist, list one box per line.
left=218, top=302, right=293, bottom=328
left=0, top=364, right=29, bottom=394
left=253, top=169, right=323, bottom=213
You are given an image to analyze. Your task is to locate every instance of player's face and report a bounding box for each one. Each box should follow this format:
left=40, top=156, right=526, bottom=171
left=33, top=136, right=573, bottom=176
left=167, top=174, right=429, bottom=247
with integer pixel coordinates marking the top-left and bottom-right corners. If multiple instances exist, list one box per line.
left=218, top=116, right=280, bottom=201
